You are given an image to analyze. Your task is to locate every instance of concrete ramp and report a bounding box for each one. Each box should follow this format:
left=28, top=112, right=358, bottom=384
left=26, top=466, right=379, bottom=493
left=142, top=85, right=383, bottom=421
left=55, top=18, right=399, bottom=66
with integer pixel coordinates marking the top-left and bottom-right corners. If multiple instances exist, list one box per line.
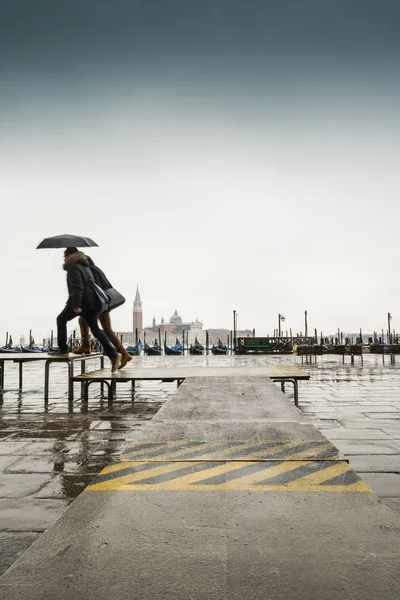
left=1, top=376, right=400, bottom=599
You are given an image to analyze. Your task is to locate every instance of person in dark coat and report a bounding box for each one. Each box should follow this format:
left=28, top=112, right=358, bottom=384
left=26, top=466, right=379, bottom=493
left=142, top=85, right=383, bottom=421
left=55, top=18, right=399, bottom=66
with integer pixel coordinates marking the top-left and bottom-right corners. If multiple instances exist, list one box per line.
left=48, top=247, right=121, bottom=372
left=72, top=255, right=132, bottom=369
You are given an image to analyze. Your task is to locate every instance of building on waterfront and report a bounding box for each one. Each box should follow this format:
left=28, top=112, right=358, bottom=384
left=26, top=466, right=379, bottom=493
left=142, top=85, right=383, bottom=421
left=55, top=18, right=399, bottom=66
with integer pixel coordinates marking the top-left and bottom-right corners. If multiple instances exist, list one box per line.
left=144, top=311, right=206, bottom=346
left=89, top=286, right=252, bottom=348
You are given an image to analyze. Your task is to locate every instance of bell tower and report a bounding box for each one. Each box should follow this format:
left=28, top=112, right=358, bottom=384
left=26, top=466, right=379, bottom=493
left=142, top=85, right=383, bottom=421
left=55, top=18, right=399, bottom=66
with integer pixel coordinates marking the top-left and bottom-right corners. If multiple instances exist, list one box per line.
left=133, top=285, right=143, bottom=334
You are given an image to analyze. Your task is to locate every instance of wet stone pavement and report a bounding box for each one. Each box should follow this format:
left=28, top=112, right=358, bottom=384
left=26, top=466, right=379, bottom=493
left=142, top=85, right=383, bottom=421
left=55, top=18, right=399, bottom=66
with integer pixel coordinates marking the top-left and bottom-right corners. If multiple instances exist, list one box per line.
left=295, top=353, right=400, bottom=514
left=0, top=360, right=175, bottom=576
left=1, top=354, right=400, bottom=575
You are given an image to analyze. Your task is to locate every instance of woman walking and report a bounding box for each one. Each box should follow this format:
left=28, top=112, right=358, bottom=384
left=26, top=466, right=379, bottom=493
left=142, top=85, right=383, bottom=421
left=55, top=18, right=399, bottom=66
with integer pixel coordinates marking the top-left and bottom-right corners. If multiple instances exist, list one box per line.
left=72, top=255, right=132, bottom=369
left=48, top=247, right=121, bottom=372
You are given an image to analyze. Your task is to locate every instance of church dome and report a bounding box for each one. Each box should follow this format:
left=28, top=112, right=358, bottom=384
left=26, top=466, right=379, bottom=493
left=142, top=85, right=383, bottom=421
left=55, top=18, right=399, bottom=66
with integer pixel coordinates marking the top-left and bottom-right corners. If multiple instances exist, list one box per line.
left=170, top=309, right=182, bottom=325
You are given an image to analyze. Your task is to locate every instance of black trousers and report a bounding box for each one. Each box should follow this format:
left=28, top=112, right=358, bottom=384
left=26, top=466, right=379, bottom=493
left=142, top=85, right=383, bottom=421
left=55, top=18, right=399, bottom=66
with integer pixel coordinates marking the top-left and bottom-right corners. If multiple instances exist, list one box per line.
left=56, top=306, right=117, bottom=360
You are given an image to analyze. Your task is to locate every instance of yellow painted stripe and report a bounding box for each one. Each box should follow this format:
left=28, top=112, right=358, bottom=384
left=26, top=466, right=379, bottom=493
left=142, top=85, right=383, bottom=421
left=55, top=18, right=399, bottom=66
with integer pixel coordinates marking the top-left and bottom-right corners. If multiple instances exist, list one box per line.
left=86, top=460, right=371, bottom=493
left=284, top=462, right=372, bottom=492
left=119, top=440, right=336, bottom=462
left=87, top=461, right=220, bottom=491
left=220, top=460, right=313, bottom=490
left=120, top=440, right=243, bottom=462
left=154, top=461, right=256, bottom=491
left=285, top=441, right=334, bottom=460
left=88, top=483, right=370, bottom=493
left=119, top=442, right=178, bottom=460
left=151, top=440, right=307, bottom=462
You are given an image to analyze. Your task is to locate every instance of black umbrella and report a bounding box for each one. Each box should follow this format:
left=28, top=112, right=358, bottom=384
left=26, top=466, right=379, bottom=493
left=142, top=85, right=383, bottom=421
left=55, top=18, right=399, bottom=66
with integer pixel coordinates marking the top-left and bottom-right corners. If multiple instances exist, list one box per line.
left=36, top=234, right=99, bottom=249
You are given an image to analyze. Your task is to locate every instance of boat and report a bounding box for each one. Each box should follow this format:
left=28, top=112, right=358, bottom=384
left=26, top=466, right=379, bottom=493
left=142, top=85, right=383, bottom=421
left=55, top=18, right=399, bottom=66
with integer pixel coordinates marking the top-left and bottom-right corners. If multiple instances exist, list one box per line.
left=164, top=339, right=183, bottom=356
left=126, top=340, right=143, bottom=356
left=144, top=340, right=162, bottom=356
left=189, top=338, right=204, bottom=355
left=21, top=346, right=43, bottom=353
left=211, top=339, right=228, bottom=355
left=21, top=340, right=44, bottom=353
left=0, top=346, right=21, bottom=354
left=0, top=336, right=21, bottom=354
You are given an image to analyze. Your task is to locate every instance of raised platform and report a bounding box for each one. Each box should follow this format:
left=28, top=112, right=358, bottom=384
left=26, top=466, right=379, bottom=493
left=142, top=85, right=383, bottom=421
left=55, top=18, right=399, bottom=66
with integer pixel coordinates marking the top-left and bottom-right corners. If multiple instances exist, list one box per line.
left=1, top=374, right=400, bottom=599
left=73, top=361, right=309, bottom=406
left=0, top=353, right=103, bottom=401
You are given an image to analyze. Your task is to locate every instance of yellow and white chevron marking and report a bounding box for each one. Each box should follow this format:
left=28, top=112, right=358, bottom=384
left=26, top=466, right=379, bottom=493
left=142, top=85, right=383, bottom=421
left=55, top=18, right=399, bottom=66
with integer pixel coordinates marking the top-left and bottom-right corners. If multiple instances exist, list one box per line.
left=87, top=459, right=371, bottom=493
left=118, top=440, right=339, bottom=462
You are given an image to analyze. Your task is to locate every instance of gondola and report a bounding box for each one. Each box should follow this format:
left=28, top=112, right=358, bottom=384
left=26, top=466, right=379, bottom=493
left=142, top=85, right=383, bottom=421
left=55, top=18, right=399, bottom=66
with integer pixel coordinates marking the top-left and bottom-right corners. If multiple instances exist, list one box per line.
left=0, top=346, right=21, bottom=354
left=144, top=340, right=162, bottom=356
left=0, top=340, right=21, bottom=353
left=126, top=340, right=143, bottom=356
left=20, top=336, right=44, bottom=353
left=21, top=345, right=43, bottom=353
left=0, top=336, right=21, bottom=354
left=189, top=337, right=204, bottom=355
left=211, top=339, right=228, bottom=355
left=164, top=339, right=183, bottom=356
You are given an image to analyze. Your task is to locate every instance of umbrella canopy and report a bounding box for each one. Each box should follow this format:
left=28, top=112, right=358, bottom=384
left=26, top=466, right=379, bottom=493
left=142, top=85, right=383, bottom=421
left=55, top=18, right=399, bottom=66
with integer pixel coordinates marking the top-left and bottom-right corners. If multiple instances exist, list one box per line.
left=36, top=234, right=98, bottom=249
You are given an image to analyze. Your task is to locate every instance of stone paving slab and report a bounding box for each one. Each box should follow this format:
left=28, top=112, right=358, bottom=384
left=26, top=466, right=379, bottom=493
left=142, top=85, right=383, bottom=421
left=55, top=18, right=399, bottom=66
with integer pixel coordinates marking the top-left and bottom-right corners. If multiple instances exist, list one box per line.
left=0, top=498, right=67, bottom=532
left=331, top=440, right=400, bottom=455
left=0, top=457, right=20, bottom=471
left=348, top=455, right=400, bottom=473
left=322, top=428, right=391, bottom=440
left=361, top=473, right=400, bottom=497
left=379, top=428, right=400, bottom=439
left=34, top=474, right=97, bottom=500
left=0, top=474, right=52, bottom=499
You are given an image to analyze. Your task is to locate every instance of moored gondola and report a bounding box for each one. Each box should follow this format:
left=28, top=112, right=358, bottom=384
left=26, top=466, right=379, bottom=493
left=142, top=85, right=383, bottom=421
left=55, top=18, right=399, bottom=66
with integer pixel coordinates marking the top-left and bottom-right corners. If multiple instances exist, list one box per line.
left=126, top=340, right=143, bottom=356
left=164, top=339, right=183, bottom=356
left=0, top=346, right=21, bottom=354
left=0, top=336, right=21, bottom=354
left=21, top=346, right=43, bottom=353
left=144, top=340, right=162, bottom=356
left=21, top=339, right=43, bottom=353
left=189, top=337, right=204, bottom=355
left=211, top=339, right=228, bottom=355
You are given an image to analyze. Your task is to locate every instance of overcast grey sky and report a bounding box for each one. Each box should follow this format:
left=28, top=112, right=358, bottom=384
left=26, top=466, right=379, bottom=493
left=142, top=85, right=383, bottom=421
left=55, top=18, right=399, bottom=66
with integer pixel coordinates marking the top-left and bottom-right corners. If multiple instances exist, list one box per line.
left=1, top=1, right=400, bottom=341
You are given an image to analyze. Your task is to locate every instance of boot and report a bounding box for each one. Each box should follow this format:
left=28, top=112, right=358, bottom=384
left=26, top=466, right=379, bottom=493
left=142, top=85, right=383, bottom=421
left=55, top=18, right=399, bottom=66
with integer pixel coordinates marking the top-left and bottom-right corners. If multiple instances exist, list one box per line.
left=72, top=345, right=91, bottom=355
left=73, top=317, right=91, bottom=354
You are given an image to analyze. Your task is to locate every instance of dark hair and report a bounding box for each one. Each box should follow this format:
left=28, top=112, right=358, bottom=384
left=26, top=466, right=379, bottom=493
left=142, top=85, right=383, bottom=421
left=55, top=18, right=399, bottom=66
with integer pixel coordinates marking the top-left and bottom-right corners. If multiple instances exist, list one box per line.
left=64, top=247, right=79, bottom=256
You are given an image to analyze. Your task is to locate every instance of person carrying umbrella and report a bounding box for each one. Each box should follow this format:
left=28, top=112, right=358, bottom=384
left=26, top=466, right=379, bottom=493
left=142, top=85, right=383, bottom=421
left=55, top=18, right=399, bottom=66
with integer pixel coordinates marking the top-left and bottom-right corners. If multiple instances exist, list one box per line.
left=72, top=254, right=132, bottom=369
left=48, top=247, right=121, bottom=372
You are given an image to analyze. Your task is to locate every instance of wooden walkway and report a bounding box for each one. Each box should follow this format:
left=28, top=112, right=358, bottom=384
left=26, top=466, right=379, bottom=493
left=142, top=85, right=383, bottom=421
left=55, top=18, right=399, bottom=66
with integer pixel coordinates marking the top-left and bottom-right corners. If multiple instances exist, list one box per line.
left=0, top=353, right=103, bottom=402
left=73, top=363, right=309, bottom=406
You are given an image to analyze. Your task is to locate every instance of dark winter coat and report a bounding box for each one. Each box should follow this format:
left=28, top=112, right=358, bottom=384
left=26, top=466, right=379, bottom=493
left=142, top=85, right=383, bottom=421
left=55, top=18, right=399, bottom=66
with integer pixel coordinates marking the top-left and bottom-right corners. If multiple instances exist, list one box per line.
left=63, top=252, right=97, bottom=311
left=85, top=256, right=112, bottom=290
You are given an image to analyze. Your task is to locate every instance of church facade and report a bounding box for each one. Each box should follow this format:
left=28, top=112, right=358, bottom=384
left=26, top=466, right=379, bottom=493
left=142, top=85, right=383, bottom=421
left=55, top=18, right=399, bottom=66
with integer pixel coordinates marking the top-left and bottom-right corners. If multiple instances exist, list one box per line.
left=116, top=286, right=251, bottom=347
left=144, top=310, right=206, bottom=347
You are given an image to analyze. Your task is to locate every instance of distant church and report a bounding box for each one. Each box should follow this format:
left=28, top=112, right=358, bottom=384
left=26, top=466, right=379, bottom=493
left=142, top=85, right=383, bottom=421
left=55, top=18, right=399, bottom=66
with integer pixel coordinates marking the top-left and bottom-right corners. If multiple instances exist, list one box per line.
left=131, top=286, right=205, bottom=346
left=132, top=285, right=143, bottom=334
left=117, top=286, right=251, bottom=347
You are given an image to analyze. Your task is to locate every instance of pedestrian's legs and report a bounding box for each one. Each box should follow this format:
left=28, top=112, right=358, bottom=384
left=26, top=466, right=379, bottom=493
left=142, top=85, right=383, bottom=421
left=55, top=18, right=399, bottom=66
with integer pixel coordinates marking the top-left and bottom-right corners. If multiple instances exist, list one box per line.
left=100, top=311, right=132, bottom=369
left=83, top=311, right=117, bottom=361
left=56, top=307, right=77, bottom=352
left=72, top=316, right=91, bottom=354
left=99, top=312, right=128, bottom=355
